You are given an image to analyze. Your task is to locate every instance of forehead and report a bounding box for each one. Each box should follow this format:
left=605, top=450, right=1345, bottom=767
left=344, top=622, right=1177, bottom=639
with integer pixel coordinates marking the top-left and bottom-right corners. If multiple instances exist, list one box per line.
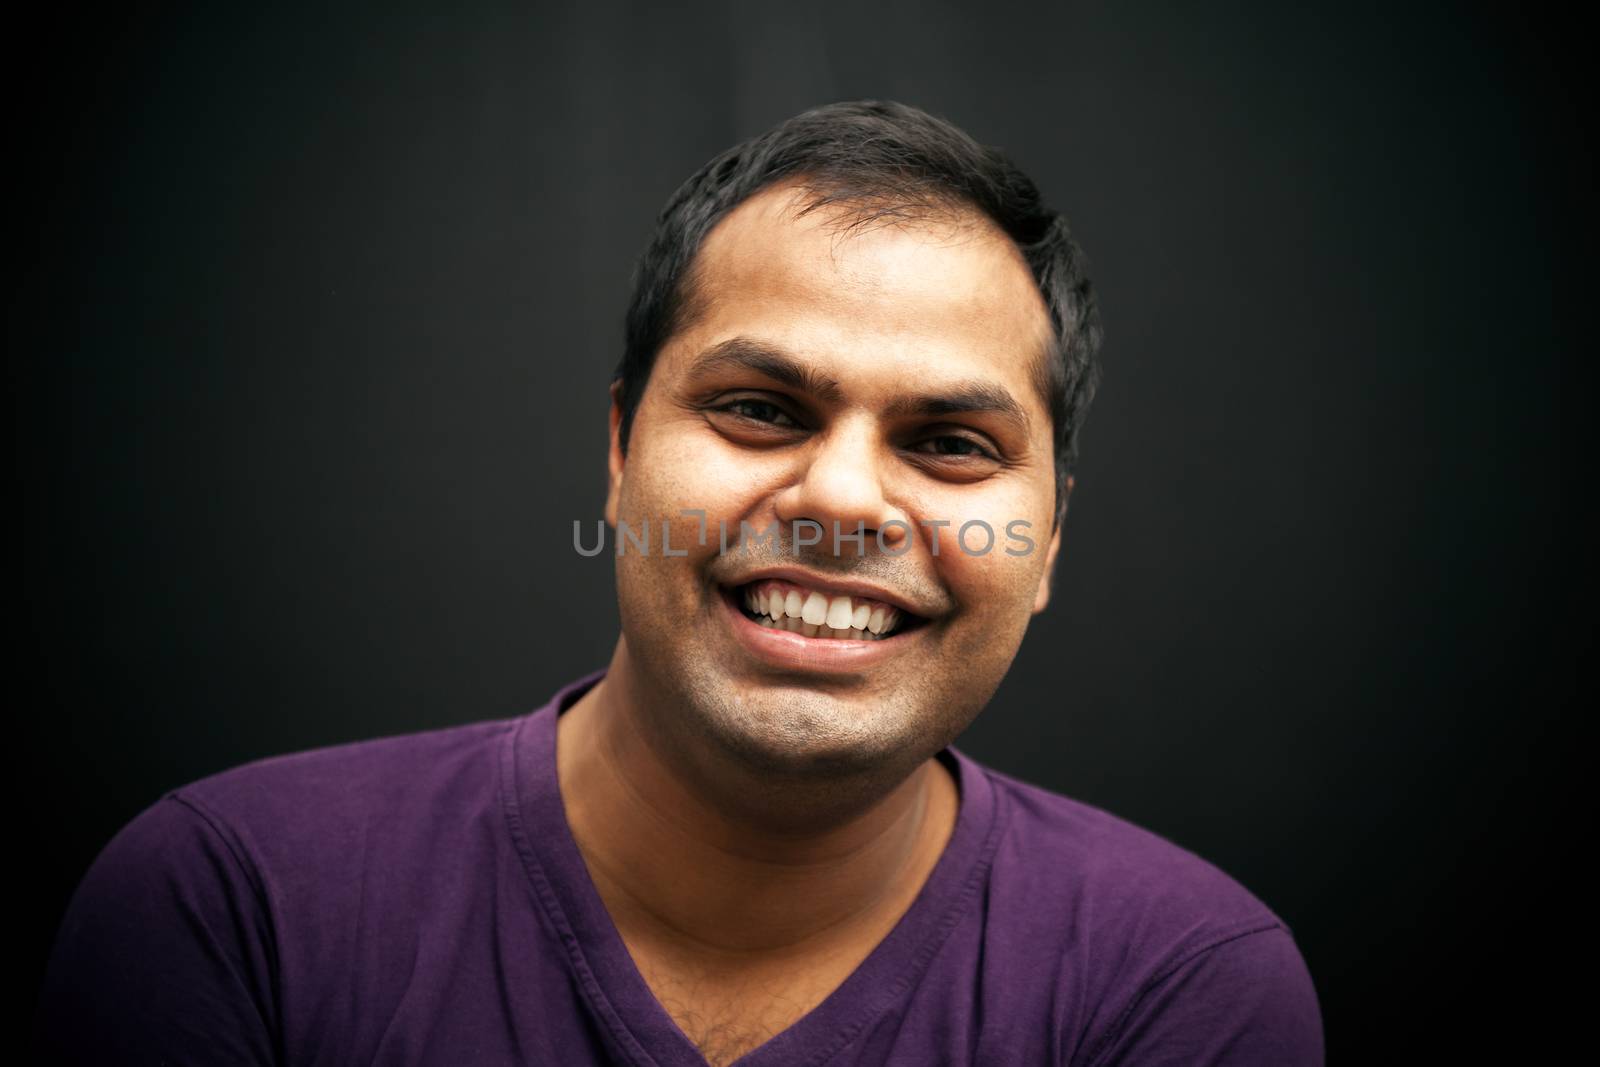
left=661, top=182, right=1055, bottom=417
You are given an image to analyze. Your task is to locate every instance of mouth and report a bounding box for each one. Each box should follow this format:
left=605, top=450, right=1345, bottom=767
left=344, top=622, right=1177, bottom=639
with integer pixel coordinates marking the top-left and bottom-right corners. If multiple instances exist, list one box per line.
left=719, top=579, right=928, bottom=642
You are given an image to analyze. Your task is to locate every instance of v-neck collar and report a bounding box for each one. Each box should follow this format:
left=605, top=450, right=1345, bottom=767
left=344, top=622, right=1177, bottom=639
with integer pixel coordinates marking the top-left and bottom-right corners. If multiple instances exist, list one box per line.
left=501, top=669, right=1002, bottom=1067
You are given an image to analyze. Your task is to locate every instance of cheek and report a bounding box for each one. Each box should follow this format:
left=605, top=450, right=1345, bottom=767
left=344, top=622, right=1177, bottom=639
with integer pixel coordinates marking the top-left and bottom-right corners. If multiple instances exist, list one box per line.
left=622, top=415, right=793, bottom=540
left=614, top=418, right=777, bottom=603
left=937, top=532, right=1047, bottom=611
left=918, top=483, right=1052, bottom=632
left=627, top=404, right=751, bottom=499
left=914, top=477, right=1054, bottom=569
left=934, top=548, right=1044, bottom=674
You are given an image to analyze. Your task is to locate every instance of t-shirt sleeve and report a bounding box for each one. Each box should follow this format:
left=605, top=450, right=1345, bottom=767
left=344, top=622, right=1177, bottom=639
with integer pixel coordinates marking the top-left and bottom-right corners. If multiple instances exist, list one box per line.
left=34, top=794, right=281, bottom=1066
left=1084, top=924, right=1325, bottom=1067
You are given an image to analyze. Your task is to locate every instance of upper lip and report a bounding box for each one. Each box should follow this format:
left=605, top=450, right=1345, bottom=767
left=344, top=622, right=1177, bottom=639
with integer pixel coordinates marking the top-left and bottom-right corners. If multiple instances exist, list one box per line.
left=722, top=566, right=933, bottom=618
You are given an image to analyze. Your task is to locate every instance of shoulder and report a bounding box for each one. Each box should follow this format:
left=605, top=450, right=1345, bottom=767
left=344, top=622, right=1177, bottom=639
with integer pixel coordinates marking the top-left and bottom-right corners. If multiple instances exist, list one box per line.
left=37, top=790, right=282, bottom=1063
left=968, top=759, right=1324, bottom=1064
left=176, top=715, right=519, bottom=809
left=980, top=762, right=1288, bottom=934
left=78, top=713, right=524, bottom=943
left=38, top=716, right=529, bottom=1062
left=170, top=715, right=519, bottom=865
left=64, top=713, right=523, bottom=920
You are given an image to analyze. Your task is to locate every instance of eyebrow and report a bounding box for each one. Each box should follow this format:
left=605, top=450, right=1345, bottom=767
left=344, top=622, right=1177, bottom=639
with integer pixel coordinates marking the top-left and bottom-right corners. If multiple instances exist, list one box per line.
left=683, top=337, right=844, bottom=404
left=685, top=334, right=1032, bottom=436
left=883, top=383, right=1032, bottom=437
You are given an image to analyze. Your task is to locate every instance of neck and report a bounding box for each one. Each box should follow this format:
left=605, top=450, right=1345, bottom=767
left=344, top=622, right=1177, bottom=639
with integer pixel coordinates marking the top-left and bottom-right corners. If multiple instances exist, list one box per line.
left=555, top=643, right=960, bottom=959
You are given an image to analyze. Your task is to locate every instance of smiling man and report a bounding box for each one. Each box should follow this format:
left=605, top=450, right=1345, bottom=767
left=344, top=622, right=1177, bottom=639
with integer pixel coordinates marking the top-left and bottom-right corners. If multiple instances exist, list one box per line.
left=37, top=101, right=1323, bottom=1065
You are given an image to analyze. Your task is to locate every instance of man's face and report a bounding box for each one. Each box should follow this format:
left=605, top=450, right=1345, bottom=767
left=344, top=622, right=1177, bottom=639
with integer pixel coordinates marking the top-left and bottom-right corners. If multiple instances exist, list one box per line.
left=605, top=181, right=1064, bottom=782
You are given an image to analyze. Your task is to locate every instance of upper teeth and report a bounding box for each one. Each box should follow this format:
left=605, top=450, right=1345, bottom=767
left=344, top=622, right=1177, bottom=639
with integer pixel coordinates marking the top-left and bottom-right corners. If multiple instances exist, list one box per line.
left=740, top=581, right=905, bottom=640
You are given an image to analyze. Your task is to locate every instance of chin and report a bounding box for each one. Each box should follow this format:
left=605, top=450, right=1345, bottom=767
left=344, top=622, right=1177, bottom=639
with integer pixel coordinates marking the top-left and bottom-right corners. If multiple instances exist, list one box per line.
left=677, top=667, right=953, bottom=780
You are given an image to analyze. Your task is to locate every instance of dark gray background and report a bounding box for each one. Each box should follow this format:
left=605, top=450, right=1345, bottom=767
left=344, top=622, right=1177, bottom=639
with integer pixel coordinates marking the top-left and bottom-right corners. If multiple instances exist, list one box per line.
left=19, top=1, right=1580, bottom=1059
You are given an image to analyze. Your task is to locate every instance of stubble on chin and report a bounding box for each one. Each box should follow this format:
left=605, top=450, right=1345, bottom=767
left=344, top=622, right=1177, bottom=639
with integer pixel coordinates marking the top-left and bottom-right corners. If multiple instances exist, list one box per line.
left=627, top=622, right=977, bottom=789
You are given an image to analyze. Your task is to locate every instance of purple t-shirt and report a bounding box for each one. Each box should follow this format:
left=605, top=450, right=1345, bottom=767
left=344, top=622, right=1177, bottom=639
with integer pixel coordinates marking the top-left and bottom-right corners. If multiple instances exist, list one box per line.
left=37, top=669, right=1323, bottom=1065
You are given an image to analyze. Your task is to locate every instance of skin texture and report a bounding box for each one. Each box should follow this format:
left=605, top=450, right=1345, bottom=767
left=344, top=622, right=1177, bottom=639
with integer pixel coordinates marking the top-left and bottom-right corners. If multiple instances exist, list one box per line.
left=557, top=179, right=1069, bottom=1064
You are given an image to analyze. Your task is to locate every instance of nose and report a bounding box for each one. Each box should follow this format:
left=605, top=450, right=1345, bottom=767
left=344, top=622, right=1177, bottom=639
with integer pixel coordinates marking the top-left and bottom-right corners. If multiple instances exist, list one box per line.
left=772, top=416, right=909, bottom=551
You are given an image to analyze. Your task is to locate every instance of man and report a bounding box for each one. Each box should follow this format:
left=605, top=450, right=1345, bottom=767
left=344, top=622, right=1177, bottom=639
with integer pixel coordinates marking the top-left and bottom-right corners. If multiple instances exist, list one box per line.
left=37, top=100, right=1323, bottom=1065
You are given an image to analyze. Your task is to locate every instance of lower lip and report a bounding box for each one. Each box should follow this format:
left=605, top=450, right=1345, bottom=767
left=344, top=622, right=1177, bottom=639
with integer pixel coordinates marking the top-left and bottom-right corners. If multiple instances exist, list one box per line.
left=718, top=586, right=921, bottom=673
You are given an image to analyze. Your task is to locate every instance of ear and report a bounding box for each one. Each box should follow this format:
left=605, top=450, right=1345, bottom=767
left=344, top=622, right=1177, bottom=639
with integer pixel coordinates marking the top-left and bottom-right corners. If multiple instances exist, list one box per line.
left=1032, top=475, right=1073, bottom=614
left=605, top=380, right=625, bottom=528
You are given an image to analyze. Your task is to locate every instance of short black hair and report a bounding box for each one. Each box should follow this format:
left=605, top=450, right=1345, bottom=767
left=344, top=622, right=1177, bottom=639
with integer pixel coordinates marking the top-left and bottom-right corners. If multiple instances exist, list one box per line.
left=613, top=99, right=1102, bottom=527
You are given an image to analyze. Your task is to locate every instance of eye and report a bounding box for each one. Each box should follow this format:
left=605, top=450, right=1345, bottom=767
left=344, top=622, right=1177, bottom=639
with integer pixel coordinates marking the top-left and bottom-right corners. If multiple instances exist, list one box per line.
left=710, top=397, right=804, bottom=429
left=910, top=434, right=999, bottom=461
